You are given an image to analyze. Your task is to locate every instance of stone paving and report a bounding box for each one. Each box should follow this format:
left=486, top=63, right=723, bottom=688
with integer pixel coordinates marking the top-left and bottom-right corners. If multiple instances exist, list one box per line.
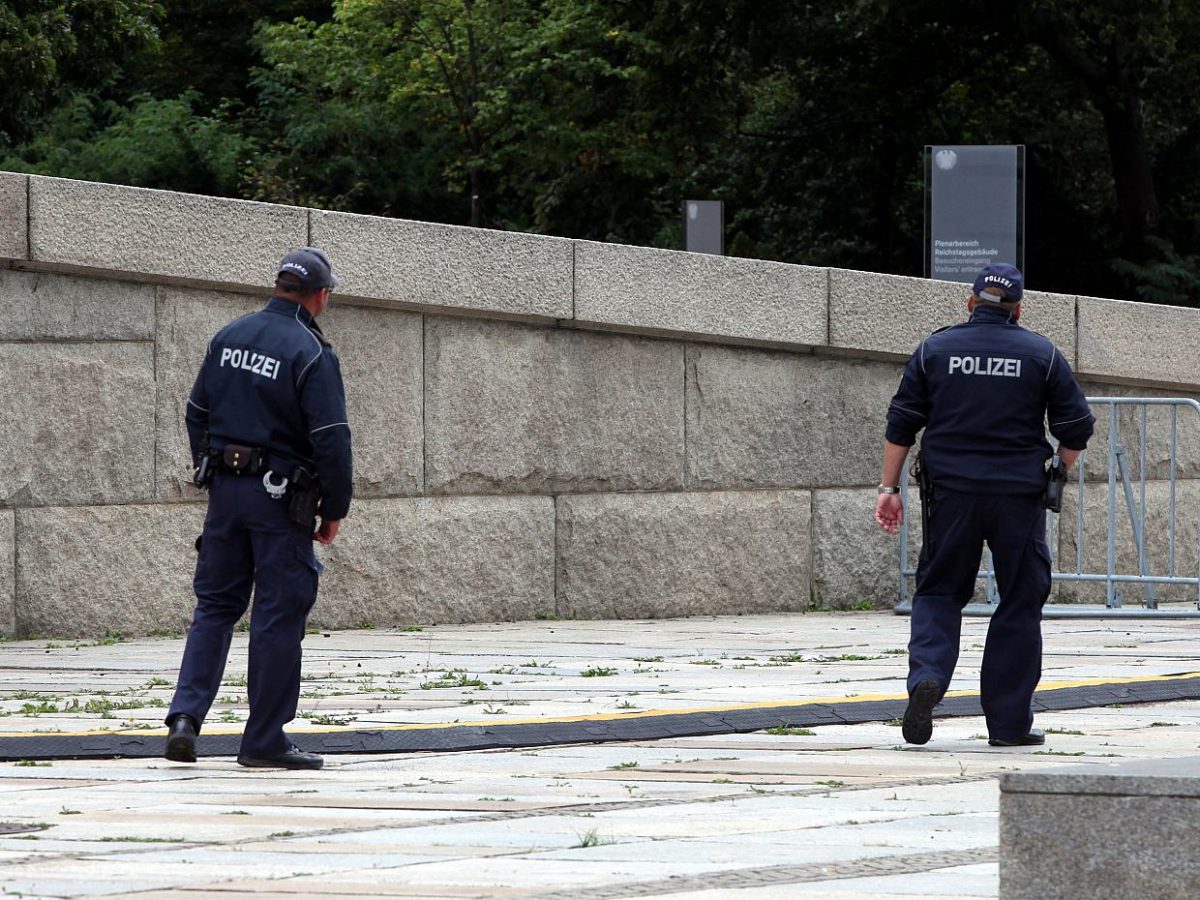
left=0, top=612, right=1198, bottom=898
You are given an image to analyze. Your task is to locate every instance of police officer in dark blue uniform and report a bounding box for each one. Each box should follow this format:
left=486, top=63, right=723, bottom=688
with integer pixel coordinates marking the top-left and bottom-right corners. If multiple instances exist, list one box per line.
left=164, top=247, right=353, bottom=770
left=875, top=263, right=1093, bottom=747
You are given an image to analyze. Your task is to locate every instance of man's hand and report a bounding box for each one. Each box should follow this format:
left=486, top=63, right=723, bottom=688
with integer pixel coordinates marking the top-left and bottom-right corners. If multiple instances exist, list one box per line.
left=875, top=493, right=904, bottom=535
left=314, top=518, right=342, bottom=545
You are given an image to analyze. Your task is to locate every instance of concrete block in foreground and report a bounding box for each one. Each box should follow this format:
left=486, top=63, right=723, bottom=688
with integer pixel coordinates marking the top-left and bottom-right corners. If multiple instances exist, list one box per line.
left=28, top=176, right=305, bottom=288
left=0, top=171, right=27, bottom=260
left=0, top=343, right=155, bottom=507
left=556, top=490, right=811, bottom=619
left=16, top=504, right=205, bottom=638
left=1, top=269, right=154, bottom=341
left=574, top=240, right=827, bottom=346
left=0, top=511, right=12, bottom=636
left=686, top=343, right=901, bottom=489
left=425, top=317, right=684, bottom=494
left=1000, top=757, right=1200, bottom=899
left=311, top=209, right=572, bottom=319
left=316, top=495, right=555, bottom=628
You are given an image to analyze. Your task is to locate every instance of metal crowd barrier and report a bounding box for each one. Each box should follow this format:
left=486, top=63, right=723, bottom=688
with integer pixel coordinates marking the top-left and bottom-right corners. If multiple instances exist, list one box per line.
left=895, top=397, right=1200, bottom=618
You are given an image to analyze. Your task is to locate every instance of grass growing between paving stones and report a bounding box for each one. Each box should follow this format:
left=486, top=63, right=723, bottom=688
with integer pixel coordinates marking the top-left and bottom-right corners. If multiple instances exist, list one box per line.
left=764, top=726, right=816, bottom=736
left=420, top=670, right=488, bottom=690
left=574, top=828, right=614, bottom=848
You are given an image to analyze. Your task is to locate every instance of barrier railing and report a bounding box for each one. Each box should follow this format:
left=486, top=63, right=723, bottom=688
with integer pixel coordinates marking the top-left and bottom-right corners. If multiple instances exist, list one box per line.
left=895, top=397, right=1200, bottom=618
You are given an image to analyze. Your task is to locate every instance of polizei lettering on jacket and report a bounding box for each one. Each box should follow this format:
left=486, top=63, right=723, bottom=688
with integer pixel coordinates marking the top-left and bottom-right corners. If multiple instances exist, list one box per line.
left=219, top=347, right=281, bottom=380
left=947, top=355, right=1022, bottom=377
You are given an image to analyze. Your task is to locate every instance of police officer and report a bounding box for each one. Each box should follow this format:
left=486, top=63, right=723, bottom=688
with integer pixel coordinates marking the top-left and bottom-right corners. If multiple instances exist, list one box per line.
left=164, top=247, right=353, bottom=770
left=875, top=263, right=1093, bottom=747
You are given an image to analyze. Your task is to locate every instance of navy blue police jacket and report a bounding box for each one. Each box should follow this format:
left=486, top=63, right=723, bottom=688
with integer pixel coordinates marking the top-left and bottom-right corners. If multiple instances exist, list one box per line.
left=185, top=297, right=353, bottom=520
left=886, top=305, right=1094, bottom=495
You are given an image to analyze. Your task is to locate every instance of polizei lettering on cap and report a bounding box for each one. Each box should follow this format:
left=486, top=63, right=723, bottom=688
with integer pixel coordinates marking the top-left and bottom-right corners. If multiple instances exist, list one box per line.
left=947, top=356, right=1022, bottom=377
left=219, top=348, right=281, bottom=380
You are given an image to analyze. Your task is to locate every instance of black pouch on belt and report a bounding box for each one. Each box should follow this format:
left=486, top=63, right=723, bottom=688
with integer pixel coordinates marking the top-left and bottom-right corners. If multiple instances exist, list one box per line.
left=222, top=444, right=265, bottom=473
left=288, top=466, right=321, bottom=527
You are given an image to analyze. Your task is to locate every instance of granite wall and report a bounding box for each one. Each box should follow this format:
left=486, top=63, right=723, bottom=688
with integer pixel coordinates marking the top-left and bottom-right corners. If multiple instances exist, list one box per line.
left=2, top=172, right=1198, bottom=637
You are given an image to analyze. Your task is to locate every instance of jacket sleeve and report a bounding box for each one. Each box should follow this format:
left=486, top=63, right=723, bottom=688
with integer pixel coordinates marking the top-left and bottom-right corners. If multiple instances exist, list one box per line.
left=298, top=347, right=354, bottom=520
left=184, top=345, right=211, bottom=465
left=1046, top=347, right=1094, bottom=451
left=885, top=345, right=931, bottom=447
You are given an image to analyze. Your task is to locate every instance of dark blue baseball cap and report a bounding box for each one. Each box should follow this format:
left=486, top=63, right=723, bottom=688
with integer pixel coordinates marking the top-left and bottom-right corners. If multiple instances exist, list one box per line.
left=277, top=247, right=340, bottom=291
left=972, top=263, right=1023, bottom=303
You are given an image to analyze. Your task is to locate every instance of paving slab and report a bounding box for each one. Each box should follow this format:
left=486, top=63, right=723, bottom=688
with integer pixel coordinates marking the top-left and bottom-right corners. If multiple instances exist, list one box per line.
left=2, top=613, right=1199, bottom=898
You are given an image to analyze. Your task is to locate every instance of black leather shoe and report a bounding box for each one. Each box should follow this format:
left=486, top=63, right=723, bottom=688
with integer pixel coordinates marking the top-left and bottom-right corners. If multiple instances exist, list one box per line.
left=988, top=728, right=1045, bottom=747
left=237, top=745, right=323, bottom=770
left=902, top=679, right=941, bottom=745
left=164, top=715, right=197, bottom=763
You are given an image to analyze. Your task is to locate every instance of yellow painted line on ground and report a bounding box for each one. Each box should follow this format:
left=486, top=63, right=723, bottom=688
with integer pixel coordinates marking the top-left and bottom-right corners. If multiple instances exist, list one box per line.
left=4, top=672, right=1198, bottom=741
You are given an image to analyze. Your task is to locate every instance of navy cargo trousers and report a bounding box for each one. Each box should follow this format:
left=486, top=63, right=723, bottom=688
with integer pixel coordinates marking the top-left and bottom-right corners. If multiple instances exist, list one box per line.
left=167, top=471, right=320, bottom=757
left=907, top=487, right=1052, bottom=742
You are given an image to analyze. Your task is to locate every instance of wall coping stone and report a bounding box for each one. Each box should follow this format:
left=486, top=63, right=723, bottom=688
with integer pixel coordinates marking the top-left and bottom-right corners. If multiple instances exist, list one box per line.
left=1000, top=756, right=1200, bottom=798
left=0, top=172, right=27, bottom=261
left=4, top=171, right=1199, bottom=391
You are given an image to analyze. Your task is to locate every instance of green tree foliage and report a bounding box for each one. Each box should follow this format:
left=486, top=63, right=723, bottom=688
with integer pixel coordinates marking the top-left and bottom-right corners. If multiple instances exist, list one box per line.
left=0, top=0, right=160, bottom=142
left=3, top=0, right=1200, bottom=304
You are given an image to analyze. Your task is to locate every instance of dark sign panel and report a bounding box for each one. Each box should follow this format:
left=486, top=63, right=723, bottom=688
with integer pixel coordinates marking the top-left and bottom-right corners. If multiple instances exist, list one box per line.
left=685, top=200, right=724, bottom=255
left=924, top=145, right=1025, bottom=283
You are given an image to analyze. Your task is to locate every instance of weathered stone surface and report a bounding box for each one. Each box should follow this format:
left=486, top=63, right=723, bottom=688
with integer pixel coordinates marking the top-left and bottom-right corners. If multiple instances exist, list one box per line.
left=29, top=176, right=305, bottom=288
left=316, top=496, right=554, bottom=628
left=812, top=488, right=904, bottom=610
left=686, top=344, right=902, bottom=489
left=311, top=210, right=572, bottom=319
left=556, top=490, right=811, bottom=619
left=0, top=343, right=154, bottom=507
left=154, top=288, right=263, bottom=499
left=16, top=503, right=205, bottom=638
left=0, top=171, right=26, bottom=260
left=425, top=317, right=684, bottom=494
left=154, top=290, right=423, bottom=500
left=1054, top=479, right=1200, bottom=606
left=1000, top=759, right=1200, bottom=900
left=0, top=511, right=13, bottom=635
left=1080, top=294, right=1200, bottom=388
left=0, top=269, right=153, bottom=340
left=574, top=240, right=827, bottom=345
left=324, top=302, right=423, bottom=497
left=829, top=269, right=1076, bottom=364
left=829, top=269, right=964, bottom=358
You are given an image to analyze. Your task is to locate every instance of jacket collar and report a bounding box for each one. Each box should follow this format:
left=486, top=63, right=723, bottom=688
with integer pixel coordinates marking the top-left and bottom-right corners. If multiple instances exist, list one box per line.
left=968, top=305, right=1018, bottom=325
left=267, top=296, right=315, bottom=327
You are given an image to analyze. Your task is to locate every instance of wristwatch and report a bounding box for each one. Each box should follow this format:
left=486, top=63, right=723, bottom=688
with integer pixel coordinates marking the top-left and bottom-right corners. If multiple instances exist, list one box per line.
left=878, top=485, right=900, bottom=494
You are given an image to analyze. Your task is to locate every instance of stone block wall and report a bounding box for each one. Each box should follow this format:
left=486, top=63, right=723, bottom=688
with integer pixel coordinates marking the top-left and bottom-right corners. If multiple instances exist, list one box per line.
left=2, top=172, right=1200, bottom=637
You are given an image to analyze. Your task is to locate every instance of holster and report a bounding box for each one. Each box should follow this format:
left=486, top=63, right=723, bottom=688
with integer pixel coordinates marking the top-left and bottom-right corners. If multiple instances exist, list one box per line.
left=287, top=466, right=321, bottom=527
left=913, top=450, right=934, bottom=563
left=1044, top=454, right=1066, bottom=513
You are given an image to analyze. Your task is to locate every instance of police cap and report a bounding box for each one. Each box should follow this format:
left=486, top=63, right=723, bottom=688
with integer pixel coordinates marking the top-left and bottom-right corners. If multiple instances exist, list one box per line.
left=277, top=247, right=341, bottom=292
left=972, top=263, right=1023, bottom=303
